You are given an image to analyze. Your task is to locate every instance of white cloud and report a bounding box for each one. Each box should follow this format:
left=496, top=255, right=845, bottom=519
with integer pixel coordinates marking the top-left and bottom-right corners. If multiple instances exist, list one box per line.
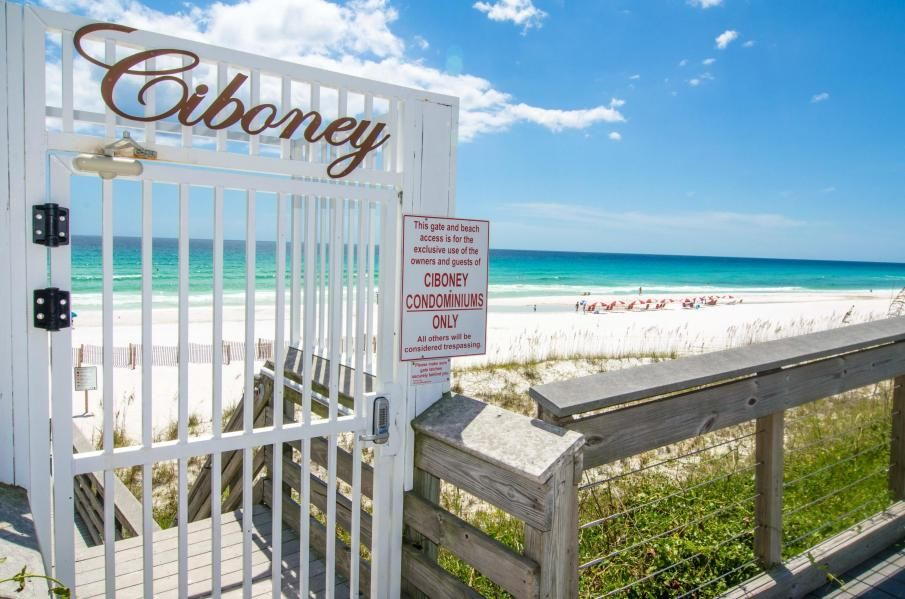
left=679, top=58, right=689, bottom=67
left=811, top=92, right=830, bottom=103
left=688, top=73, right=713, bottom=87
left=413, top=35, right=429, bottom=50
left=688, top=0, right=723, bottom=8
left=743, top=40, right=756, bottom=48
left=702, top=57, right=716, bottom=65
left=509, top=202, right=808, bottom=231
left=473, top=0, right=547, bottom=33
left=41, top=0, right=623, bottom=142
left=715, top=29, right=739, bottom=50
left=608, top=131, right=622, bottom=141
left=629, top=74, right=641, bottom=80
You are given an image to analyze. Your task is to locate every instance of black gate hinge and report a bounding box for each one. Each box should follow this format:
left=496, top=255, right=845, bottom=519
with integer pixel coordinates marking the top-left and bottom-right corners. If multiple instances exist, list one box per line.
left=33, top=203, right=70, bottom=247
left=34, top=288, right=71, bottom=331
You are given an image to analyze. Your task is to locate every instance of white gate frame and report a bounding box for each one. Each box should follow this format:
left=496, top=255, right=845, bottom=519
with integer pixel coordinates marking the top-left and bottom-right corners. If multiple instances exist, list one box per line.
left=1, top=2, right=459, bottom=597
left=0, top=3, right=15, bottom=487
left=2, top=4, right=54, bottom=566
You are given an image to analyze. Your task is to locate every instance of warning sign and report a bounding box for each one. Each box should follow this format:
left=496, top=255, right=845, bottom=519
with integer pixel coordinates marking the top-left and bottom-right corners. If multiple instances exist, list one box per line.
left=410, top=359, right=451, bottom=386
left=400, top=215, right=489, bottom=361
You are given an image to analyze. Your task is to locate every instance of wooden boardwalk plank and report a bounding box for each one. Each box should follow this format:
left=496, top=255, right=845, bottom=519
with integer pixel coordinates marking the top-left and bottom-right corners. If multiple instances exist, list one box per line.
left=74, top=505, right=347, bottom=598
left=808, top=540, right=905, bottom=598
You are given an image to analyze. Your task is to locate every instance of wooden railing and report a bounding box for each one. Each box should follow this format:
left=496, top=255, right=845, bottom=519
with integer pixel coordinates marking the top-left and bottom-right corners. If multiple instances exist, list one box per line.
left=405, top=394, right=584, bottom=599
left=71, top=425, right=160, bottom=544
left=529, top=317, right=905, bottom=597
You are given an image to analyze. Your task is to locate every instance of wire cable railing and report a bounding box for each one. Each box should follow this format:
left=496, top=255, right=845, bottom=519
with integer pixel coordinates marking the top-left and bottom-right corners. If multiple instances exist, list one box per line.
left=579, top=493, right=760, bottom=571
left=580, top=430, right=757, bottom=491
left=594, top=527, right=756, bottom=598
left=783, top=465, right=891, bottom=518
left=580, top=461, right=759, bottom=530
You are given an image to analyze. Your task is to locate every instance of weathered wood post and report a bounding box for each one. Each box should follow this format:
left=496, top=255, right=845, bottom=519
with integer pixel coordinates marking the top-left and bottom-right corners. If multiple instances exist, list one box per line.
left=524, top=443, right=583, bottom=598
left=754, top=410, right=785, bottom=567
left=890, top=376, right=905, bottom=499
left=402, top=467, right=441, bottom=599
left=408, top=394, right=585, bottom=598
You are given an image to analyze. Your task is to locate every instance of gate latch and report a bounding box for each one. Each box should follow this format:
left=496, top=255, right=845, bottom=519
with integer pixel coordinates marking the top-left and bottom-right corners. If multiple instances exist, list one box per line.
left=34, top=288, right=71, bottom=332
left=360, top=396, right=390, bottom=445
left=33, top=203, right=69, bottom=247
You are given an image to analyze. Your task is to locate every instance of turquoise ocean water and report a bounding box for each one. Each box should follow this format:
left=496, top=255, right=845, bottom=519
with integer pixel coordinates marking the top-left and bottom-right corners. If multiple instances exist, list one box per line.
left=70, top=236, right=905, bottom=310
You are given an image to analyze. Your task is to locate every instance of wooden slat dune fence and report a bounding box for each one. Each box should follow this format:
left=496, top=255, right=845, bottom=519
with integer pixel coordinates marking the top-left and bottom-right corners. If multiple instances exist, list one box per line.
left=71, top=338, right=376, bottom=368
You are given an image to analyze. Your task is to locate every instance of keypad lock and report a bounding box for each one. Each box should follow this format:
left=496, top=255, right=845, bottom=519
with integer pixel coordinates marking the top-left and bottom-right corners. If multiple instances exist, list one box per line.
left=360, top=396, right=389, bottom=444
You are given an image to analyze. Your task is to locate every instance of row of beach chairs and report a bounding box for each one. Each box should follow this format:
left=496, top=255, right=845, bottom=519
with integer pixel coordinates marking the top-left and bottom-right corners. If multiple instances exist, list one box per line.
left=582, top=295, right=743, bottom=313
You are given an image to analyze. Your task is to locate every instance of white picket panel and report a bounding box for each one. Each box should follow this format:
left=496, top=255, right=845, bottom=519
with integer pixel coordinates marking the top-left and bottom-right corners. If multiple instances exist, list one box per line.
left=8, top=3, right=458, bottom=597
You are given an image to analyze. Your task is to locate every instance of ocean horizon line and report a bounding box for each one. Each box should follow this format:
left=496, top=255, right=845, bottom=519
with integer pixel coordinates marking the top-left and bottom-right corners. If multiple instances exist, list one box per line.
left=69, top=235, right=905, bottom=268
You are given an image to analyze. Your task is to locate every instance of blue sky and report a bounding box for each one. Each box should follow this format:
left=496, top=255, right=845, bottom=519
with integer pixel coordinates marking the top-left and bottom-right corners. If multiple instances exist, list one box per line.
left=43, top=0, right=905, bottom=262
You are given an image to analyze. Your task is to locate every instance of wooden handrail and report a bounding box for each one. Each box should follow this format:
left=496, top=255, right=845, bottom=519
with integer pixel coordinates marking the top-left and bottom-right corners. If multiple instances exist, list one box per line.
left=71, top=424, right=161, bottom=542
left=530, top=317, right=905, bottom=418
left=562, top=338, right=905, bottom=468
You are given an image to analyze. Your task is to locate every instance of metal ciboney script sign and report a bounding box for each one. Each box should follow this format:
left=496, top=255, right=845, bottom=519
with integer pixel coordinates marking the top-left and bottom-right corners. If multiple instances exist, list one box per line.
left=74, top=23, right=391, bottom=179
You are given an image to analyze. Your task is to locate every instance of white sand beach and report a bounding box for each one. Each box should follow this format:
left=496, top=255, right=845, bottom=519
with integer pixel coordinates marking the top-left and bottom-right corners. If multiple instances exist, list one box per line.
left=69, top=289, right=897, bottom=444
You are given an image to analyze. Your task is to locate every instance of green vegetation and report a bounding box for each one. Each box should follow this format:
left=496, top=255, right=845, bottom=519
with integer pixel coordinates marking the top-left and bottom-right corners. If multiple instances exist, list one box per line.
left=441, top=365, right=893, bottom=598
left=0, top=557, right=70, bottom=597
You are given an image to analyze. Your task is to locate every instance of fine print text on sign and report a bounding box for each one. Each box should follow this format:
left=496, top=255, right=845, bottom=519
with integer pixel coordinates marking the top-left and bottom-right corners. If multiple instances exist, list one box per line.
left=410, top=359, right=451, bottom=386
left=400, top=215, right=489, bottom=361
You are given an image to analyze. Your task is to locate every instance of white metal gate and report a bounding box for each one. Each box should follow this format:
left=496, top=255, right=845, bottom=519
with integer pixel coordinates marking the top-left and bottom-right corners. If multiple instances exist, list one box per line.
left=3, top=3, right=458, bottom=597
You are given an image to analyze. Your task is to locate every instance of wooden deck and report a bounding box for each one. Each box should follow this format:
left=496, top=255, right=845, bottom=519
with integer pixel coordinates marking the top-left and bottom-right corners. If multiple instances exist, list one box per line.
left=808, top=540, right=905, bottom=598
left=74, top=505, right=352, bottom=598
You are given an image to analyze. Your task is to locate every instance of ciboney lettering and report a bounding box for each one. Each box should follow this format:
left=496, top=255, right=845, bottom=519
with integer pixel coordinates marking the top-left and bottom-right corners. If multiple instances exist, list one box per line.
left=73, top=23, right=391, bottom=179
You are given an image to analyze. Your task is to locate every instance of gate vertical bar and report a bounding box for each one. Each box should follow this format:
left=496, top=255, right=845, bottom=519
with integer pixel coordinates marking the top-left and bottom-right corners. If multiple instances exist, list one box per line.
left=288, top=80, right=302, bottom=347
left=271, top=192, right=287, bottom=596
left=101, top=175, right=116, bottom=596
left=104, top=40, right=115, bottom=137
left=211, top=185, right=225, bottom=599
left=60, top=30, right=73, bottom=133
left=300, top=196, right=316, bottom=599
left=177, top=183, right=190, bottom=597
left=350, top=199, right=368, bottom=596
left=49, top=158, right=75, bottom=590
left=143, top=57, right=156, bottom=145
left=327, top=197, right=343, bottom=597
left=319, top=197, right=328, bottom=353
left=370, top=192, right=402, bottom=598
left=365, top=204, right=375, bottom=374
left=243, top=188, right=257, bottom=598
left=140, top=178, right=154, bottom=598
